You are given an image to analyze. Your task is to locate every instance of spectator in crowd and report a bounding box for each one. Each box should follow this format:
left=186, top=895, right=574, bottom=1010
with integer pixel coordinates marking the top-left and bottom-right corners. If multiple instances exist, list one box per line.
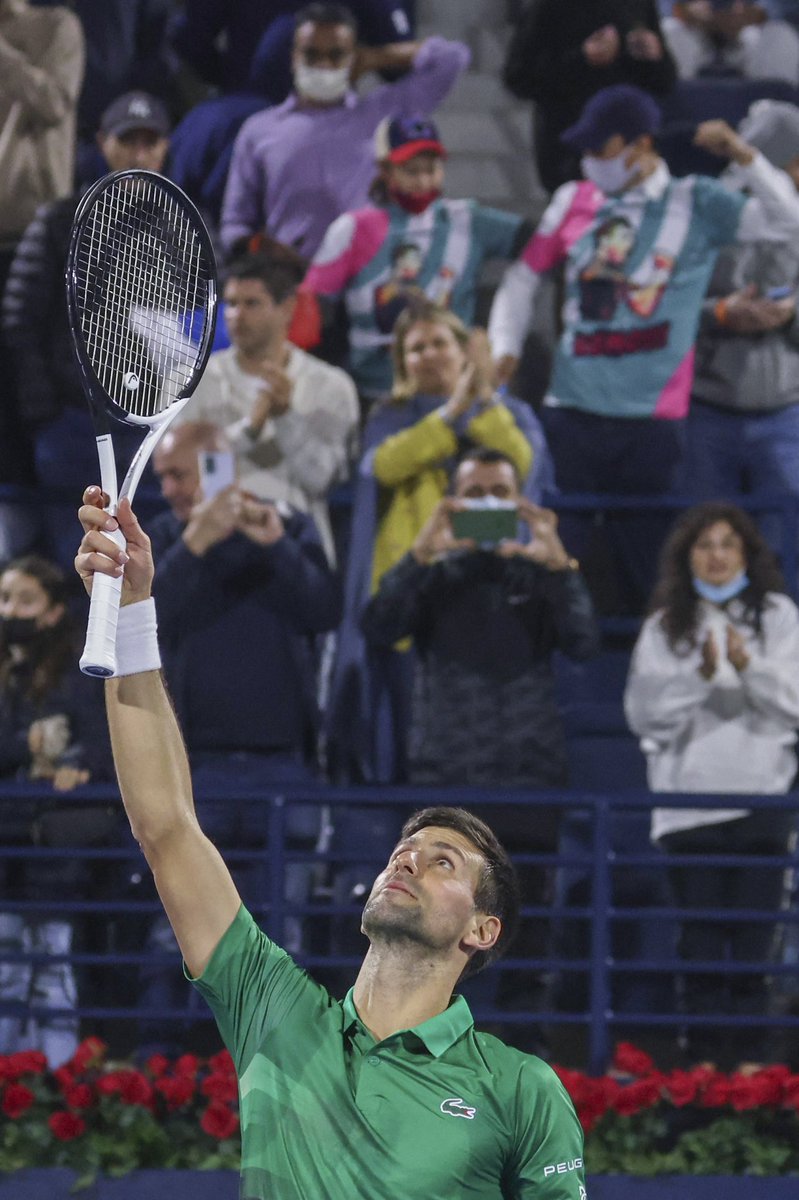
left=0, top=0, right=84, bottom=483
left=362, top=448, right=598, bottom=789
left=0, top=0, right=84, bottom=268
left=0, top=555, right=112, bottom=1065
left=2, top=90, right=171, bottom=568
left=304, top=114, right=534, bottom=404
left=624, top=501, right=799, bottom=1067
left=661, top=1, right=799, bottom=84
left=138, top=420, right=341, bottom=1045
left=150, top=420, right=340, bottom=805
left=327, top=303, right=553, bottom=782
left=31, top=0, right=178, bottom=181
left=503, top=0, right=676, bottom=193
left=684, top=100, right=799, bottom=533
left=361, top=448, right=599, bottom=1049
left=182, top=246, right=359, bottom=565
left=170, top=0, right=413, bottom=102
left=489, top=86, right=799, bottom=609
left=220, top=4, right=469, bottom=258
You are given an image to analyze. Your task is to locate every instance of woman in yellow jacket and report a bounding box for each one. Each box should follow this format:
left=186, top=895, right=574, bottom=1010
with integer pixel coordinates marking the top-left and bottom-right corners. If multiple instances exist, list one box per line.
left=327, top=300, right=553, bottom=782
left=366, top=302, right=550, bottom=591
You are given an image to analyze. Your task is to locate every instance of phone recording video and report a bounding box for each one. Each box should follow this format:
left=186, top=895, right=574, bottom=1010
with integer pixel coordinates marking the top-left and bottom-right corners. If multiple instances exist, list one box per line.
left=450, top=499, right=518, bottom=547
left=198, top=450, right=236, bottom=499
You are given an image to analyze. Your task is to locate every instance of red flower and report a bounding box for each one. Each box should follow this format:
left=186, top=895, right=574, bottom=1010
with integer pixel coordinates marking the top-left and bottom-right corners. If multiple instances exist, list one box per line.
left=784, top=1075, right=799, bottom=1109
left=208, top=1049, right=235, bottom=1077
left=146, top=1054, right=170, bottom=1079
left=200, top=1100, right=239, bottom=1140
left=120, top=1071, right=154, bottom=1107
left=53, top=1066, right=74, bottom=1094
left=155, top=1075, right=196, bottom=1111
left=97, top=1069, right=153, bottom=1107
left=4, top=1051, right=47, bottom=1080
left=663, top=1070, right=700, bottom=1108
left=612, top=1076, right=663, bottom=1116
left=729, top=1070, right=784, bottom=1112
left=65, top=1083, right=94, bottom=1110
left=49, top=1111, right=86, bottom=1141
left=174, top=1054, right=199, bottom=1079
left=201, top=1072, right=238, bottom=1103
left=70, top=1038, right=106, bottom=1072
left=612, top=1042, right=655, bottom=1078
left=96, top=1071, right=125, bottom=1097
left=567, top=1075, right=620, bottom=1131
left=698, top=1073, right=732, bottom=1108
left=2, top=1083, right=35, bottom=1118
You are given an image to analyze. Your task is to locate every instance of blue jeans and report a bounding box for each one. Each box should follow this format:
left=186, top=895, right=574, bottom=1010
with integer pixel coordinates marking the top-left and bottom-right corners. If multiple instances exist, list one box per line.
left=682, top=399, right=799, bottom=549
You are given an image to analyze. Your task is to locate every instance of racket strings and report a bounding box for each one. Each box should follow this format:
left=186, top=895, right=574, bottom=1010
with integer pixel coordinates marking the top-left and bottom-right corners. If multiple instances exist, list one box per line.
left=75, top=176, right=213, bottom=420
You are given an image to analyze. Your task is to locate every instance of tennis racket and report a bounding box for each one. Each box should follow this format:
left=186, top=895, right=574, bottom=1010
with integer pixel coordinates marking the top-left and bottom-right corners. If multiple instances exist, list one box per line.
left=66, top=169, right=217, bottom=677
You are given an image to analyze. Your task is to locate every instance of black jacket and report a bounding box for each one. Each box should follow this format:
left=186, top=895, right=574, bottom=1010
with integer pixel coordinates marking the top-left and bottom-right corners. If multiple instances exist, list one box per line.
left=361, top=550, right=600, bottom=788
left=2, top=194, right=84, bottom=429
left=504, top=0, right=676, bottom=191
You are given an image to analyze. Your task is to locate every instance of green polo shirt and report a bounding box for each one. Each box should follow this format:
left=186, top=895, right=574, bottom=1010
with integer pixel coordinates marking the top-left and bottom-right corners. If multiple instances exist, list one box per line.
left=191, top=905, right=586, bottom=1199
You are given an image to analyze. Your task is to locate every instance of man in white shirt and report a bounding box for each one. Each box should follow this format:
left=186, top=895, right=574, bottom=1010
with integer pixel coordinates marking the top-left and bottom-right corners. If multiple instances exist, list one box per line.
left=184, top=247, right=359, bottom=563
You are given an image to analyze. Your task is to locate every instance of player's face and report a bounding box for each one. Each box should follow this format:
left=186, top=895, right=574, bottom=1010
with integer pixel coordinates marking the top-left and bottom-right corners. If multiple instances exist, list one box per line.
left=0, top=570, right=63, bottom=632
left=454, top=460, right=518, bottom=502
left=387, top=153, right=445, bottom=197
left=689, top=520, right=747, bottom=587
left=223, top=278, right=287, bottom=353
left=361, top=826, right=488, bottom=955
left=98, top=128, right=170, bottom=174
left=401, top=320, right=466, bottom=396
left=153, top=439, right=201, bottom=523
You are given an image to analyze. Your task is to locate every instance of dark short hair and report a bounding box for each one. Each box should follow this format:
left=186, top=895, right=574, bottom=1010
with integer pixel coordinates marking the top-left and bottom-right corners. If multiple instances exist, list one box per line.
left=294, top=3, right=358, bottom=35
left=400, top=806, right=520, bottom=977
left=455, top=446, right=521, bottom=489
left=223, top=242, right=308, bottom=305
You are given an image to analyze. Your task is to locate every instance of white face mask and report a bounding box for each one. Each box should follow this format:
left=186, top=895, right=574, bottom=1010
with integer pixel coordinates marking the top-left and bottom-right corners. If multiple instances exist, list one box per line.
left=581, top=148, right=637, bottom=195
left=294, top=63, right=350, bottom=104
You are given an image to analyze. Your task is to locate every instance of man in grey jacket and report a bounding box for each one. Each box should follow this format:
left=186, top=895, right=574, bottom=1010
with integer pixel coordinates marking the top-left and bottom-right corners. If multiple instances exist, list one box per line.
left=684, top=100, right=799, bottom=532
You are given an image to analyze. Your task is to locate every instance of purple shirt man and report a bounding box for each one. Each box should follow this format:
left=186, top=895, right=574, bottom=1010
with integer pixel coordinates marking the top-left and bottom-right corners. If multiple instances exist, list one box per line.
left=220, top=11, right=469, bottom=258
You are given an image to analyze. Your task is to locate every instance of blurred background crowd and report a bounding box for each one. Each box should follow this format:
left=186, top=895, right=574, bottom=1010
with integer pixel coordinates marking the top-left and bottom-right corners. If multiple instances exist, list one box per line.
left=1, top=0, right=799, bottom=1073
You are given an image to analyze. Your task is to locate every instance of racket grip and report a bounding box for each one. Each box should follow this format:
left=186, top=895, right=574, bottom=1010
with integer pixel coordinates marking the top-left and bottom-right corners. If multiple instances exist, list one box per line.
left=79, top=527, right=126, bottom=678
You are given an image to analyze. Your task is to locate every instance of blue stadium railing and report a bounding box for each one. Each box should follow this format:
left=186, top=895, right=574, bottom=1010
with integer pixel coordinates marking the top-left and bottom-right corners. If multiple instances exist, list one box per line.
left=1, top=784, right=797, bottom=1074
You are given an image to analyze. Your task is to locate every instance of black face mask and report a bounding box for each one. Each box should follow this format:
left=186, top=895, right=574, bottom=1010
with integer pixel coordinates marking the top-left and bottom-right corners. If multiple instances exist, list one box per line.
left=1, top=616, right=41, bottom=646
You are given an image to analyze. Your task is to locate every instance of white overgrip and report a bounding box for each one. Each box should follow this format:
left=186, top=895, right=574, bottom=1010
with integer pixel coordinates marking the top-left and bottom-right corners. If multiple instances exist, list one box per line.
left=79, top=525, right=126, bottom=677
left=80, top=433, right=123, bottom=678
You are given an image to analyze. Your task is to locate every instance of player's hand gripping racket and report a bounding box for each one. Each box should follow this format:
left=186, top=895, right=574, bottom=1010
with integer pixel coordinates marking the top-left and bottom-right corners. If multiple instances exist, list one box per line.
left=66, top=169, right=217, bottom=677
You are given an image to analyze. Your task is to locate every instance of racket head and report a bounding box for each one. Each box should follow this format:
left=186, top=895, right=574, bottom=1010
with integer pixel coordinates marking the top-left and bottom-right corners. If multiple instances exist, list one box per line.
left=66, top=169, right=217, bottom=434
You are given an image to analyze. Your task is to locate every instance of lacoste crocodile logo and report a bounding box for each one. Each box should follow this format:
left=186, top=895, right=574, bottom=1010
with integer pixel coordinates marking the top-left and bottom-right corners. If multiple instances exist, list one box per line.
left=440, top=1097, right=477, bottom=1119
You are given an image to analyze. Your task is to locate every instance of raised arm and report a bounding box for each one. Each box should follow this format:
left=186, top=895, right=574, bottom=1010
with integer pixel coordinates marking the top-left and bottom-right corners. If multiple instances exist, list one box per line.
left=75, top=489, right=240, bottom=977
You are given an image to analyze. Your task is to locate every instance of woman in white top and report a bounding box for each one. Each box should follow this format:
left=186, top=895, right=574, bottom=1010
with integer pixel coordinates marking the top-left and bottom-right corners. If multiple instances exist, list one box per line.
left=624, top=501, right=799, bottom=1066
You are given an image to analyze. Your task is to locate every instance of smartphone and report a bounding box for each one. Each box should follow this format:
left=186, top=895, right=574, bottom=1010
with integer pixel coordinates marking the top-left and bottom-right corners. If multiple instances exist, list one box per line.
left=766, top=285, right=794, bottom=300
left=198, top=450, right=236, bottom=498
left=450, top=499, right=518, bottom=547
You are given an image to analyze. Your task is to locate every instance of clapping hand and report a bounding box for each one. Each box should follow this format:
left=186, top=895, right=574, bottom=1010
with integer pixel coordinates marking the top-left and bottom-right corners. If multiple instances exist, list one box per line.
left=247, top=360, right=293, bottom=437
left=583, top=24, right=621, bottom=66
left=699, top=630, right=719, bottom=680
left=726, top=623, right=750, bottom=672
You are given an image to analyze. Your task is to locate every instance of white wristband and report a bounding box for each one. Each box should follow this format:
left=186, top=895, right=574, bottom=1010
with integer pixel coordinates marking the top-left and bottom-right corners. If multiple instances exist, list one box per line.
left=114, top=597, right=161, bottom=677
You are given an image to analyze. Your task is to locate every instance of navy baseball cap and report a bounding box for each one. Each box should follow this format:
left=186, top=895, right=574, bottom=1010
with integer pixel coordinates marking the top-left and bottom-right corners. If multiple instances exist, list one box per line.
left=561, top=85, right=661, bottom=153
left=100, top=91, right=170, bottom=139
left=374, top=115, right=446, bottom=164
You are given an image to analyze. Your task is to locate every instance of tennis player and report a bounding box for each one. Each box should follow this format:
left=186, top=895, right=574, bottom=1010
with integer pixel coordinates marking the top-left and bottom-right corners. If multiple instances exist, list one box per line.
left=75, top=487, right=586, bottom=1200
